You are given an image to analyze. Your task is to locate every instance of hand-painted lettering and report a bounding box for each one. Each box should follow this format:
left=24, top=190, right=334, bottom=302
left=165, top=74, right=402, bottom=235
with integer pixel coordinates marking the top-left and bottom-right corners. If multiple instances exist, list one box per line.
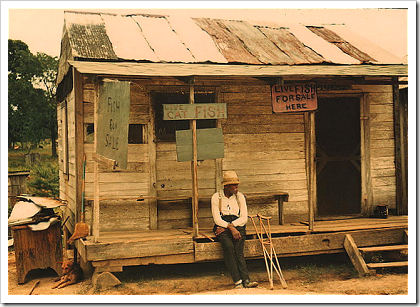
left=272, top=82, right=317, bottom=113
left=105, top=134, right=119, bottom=150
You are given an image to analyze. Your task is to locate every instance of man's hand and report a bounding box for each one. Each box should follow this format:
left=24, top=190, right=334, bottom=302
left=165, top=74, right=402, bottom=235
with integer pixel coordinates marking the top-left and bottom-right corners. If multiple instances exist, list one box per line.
left=215, top=226, right=227, bottom=236
left=227, top=223, right=241, bottom=240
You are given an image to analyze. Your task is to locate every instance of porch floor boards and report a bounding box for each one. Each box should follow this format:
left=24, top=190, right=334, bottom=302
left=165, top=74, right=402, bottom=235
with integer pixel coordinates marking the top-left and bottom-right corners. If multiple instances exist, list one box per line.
left=77, top=216, right=407, bottom=264
left=92, top=216, right=407, bottom=244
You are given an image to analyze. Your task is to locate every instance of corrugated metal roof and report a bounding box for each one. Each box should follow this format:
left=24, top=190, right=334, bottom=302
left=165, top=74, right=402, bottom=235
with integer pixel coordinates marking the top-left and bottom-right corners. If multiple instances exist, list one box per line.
left=68, top=61, right=408, bottom=77
left=131, top=14, right=196, bottom=62
left=65, top=12, right=118, bottom=60
left=324, top=24, right=403, bottom=64
left=62, top=11, right=404, bottom=66
left=306, top=26, right=377, bottom=63
left=100, top=14, right=159, bottom=61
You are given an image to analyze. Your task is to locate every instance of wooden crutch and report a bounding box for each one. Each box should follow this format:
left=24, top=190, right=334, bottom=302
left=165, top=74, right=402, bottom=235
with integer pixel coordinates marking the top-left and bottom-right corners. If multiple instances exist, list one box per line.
left=249, top=215, right=273, bottom=288
left=249, top=214, right=288, bottom=289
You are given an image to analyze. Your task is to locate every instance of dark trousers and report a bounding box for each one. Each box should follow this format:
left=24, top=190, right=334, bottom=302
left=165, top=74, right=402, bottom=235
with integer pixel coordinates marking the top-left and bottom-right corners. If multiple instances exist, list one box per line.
left=217, top=225, right=249, bottom=283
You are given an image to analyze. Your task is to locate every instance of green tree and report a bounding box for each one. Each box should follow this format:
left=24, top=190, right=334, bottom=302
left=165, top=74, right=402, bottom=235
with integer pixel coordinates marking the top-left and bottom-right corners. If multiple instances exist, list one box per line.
left=34, top=52, right=59, bottom=157
left=8, top=39, right=58, bottom=156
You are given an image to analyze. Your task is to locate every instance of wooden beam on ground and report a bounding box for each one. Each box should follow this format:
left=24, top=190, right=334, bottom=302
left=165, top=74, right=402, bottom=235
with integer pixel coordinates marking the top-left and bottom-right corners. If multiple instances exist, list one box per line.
left=367, top=261, right=408, bottom=269
left=344, top=234, right=370, bottom=277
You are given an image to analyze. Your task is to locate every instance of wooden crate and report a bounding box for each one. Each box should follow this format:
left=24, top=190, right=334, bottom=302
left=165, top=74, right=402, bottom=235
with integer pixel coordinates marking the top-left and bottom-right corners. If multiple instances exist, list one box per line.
left=11, top=222, right=63, bottom=284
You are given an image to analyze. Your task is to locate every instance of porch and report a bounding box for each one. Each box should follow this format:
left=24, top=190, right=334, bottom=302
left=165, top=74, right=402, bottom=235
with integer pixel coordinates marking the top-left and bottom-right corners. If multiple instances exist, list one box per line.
left=75, top=216, right=408, bottom=273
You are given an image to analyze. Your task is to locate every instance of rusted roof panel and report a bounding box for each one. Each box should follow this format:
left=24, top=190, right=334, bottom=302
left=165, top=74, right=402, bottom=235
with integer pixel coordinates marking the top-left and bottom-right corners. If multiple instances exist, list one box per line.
left=285, top=23, right=359, bottom=64
left=215, top=19, right=294, bottom=64
left=256, top=26, right=326, bottom=64
left=307, top=26, right=377, bottom=63
left=193, top=18, right=261, bottom=64
left=325, top=24, right=403, bottom=64
left=166, top=16, right=228, bottom=63
left=65, top=12, right=117, bottom=60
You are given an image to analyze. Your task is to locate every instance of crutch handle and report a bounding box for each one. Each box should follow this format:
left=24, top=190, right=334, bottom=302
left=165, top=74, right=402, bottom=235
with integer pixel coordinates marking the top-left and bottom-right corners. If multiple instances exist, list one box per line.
left=257, top=214, right=272, bottom=220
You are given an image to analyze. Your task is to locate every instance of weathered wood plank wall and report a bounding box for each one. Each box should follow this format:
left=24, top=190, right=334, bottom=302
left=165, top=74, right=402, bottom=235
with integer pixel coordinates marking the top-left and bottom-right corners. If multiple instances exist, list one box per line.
left=362, top=85, right=396, bottom=209
left=219, top=84, right=308, bottom=223
left=57, top=87, right=77, bottom=230
left=82, top=79, right=151, bottom=231
left=59, top=76, right=398, bottom=234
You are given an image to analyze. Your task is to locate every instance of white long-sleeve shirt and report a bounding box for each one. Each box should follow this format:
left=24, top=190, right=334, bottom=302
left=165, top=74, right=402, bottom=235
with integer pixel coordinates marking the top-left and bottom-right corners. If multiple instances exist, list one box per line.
left=211, top=190, right=248, bottom=228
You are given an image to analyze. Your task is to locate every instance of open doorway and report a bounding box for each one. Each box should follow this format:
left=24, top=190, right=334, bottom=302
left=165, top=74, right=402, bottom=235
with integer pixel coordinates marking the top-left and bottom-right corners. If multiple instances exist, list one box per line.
left=315, top=97, right=361, bottom=216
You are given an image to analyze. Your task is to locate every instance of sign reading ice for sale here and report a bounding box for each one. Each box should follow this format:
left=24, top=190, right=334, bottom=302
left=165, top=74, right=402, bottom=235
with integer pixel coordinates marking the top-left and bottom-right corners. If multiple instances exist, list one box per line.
left=271, top=82, right=317, bottom=113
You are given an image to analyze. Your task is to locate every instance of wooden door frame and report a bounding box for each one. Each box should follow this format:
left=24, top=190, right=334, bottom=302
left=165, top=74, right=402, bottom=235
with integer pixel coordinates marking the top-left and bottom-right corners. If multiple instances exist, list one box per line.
left=308, top=92, right=372, bottom=220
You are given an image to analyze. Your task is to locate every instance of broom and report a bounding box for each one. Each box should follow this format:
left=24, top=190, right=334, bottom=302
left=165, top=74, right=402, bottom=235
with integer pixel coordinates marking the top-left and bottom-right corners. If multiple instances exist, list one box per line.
left=68, top=154, right=89, bottom=244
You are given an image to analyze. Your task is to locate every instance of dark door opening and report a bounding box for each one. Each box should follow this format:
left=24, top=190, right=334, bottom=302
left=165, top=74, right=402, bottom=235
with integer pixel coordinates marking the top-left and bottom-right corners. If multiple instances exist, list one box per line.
left=316, top=97, right=361, bottom=216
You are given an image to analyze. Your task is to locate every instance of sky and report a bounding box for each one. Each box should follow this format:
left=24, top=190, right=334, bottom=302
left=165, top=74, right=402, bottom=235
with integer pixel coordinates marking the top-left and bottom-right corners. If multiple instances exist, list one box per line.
left=3, top=1, right=412, bottom=60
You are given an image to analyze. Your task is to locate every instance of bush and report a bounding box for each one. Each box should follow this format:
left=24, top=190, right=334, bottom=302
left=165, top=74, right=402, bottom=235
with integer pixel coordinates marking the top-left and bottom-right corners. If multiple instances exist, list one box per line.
left=27, top=161, right=59, bottom=197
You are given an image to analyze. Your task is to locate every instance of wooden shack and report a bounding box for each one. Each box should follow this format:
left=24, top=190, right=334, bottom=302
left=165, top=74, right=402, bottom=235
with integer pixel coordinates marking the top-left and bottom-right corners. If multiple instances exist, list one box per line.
left=8, top=171, right=30, bottom=202
left=56, top=11, right=408, bottom=282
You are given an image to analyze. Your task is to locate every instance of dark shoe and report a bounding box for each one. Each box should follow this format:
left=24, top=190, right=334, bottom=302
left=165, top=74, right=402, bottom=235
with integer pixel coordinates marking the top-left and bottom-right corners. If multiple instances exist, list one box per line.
left=243, top=279, right=258, bottom=288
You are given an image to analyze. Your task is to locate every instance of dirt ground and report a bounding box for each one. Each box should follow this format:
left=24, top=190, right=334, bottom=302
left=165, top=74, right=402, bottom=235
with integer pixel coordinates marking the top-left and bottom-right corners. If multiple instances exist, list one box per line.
left=7, top=249, right=409, bottom=302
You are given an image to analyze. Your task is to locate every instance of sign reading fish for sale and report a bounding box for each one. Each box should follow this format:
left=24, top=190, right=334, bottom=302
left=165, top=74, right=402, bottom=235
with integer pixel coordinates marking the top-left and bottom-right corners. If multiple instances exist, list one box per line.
left=97, top=81, right=130, bottom=169
left=272, top=82, right=317, bottom=113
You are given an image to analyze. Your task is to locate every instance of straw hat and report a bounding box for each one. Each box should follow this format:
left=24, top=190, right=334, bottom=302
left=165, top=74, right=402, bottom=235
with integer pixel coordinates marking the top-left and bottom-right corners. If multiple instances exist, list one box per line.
left=222, top=171, right=241, bottom=186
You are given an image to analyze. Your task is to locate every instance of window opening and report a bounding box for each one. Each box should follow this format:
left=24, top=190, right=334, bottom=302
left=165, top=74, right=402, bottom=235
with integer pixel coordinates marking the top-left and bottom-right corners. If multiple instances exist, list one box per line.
left=84, top=123, right=146, bottom=144
left=152, top=91, right=216, bottom=142
left=128, top=124, right=145, bottom=144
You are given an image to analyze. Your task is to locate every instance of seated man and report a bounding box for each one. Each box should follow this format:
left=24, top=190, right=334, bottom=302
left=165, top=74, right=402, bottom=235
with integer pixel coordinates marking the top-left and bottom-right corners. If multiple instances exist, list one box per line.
left=211, top=171, right=258, bottom=289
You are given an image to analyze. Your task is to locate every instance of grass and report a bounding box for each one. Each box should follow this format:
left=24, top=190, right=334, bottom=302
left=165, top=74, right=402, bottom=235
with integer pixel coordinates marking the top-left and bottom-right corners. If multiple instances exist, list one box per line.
left=8, top=140, right=57, bottom=172
left=8, top=140, right=59, bottom=199
left=278, top=253, right=358, bottom=284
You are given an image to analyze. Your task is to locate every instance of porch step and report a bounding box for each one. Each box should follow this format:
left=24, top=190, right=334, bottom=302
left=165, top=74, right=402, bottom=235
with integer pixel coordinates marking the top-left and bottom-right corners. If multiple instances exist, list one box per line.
left=344, top=231, right=408, bottom=277
left=359, top=244, right=408, bottom=253
left=367, top=261, right=408, bottom=269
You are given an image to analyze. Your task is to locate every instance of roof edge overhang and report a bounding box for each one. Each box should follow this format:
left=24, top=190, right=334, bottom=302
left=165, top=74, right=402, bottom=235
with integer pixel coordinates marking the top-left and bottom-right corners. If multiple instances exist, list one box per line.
left=67, top=60, right=408, bottom=80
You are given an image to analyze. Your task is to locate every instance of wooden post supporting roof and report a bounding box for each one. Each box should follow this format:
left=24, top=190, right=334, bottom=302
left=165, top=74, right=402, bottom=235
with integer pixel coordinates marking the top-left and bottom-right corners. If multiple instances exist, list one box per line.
left=74, top=69, right=84, bottom=228
left=215, top=87, right=223, bottom=192
left=93, top=81, right=100, bottom=243
left=393, top=77, right=408, bottom=215
left=308, top=111, right=316, bottom=231
left=360, top=93, right=373, bottom=216
left=148, top=93, right=158, bottom=230
left=190, top=77, right=199, bottom=237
